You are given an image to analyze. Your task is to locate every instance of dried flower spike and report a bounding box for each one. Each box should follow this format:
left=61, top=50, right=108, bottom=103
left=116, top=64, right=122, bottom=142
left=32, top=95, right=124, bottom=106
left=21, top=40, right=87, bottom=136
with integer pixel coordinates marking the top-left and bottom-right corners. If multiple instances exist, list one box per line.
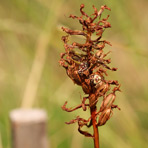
left=59, top=4, right=121, bottom=148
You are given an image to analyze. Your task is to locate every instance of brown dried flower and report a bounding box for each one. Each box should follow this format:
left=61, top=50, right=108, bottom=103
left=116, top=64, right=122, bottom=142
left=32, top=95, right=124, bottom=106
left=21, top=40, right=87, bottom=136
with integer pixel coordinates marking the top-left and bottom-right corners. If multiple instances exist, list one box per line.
left=59, top=4, right=121, bottom=148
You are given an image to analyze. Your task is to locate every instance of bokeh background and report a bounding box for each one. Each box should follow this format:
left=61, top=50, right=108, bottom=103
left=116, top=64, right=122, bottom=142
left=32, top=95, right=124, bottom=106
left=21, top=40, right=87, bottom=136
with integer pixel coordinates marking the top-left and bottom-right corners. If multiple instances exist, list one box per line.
left=0, top=0, right=148, bottom=148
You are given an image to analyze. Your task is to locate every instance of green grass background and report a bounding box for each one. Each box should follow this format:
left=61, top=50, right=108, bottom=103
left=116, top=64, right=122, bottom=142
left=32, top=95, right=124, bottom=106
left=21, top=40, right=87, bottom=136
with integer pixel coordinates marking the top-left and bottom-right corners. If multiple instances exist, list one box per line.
left=0, top=0, right=148, bottom=147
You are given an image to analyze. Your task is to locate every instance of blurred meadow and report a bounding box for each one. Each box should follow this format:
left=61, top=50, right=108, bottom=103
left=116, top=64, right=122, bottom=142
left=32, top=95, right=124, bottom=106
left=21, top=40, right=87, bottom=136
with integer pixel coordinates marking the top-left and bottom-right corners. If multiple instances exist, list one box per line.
left=0, top=0, right=148, bottom=148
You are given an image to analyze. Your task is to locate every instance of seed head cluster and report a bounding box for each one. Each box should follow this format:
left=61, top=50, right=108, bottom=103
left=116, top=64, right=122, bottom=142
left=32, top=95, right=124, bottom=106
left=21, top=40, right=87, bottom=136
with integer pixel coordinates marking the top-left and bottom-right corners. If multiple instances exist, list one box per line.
left=59, top=4, right=121, bottom=138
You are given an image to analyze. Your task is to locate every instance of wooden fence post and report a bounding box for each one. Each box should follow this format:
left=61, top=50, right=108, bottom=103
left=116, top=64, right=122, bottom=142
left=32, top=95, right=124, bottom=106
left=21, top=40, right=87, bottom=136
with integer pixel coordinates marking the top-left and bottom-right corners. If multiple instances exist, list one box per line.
left=10, top=109, right=48, bottom=148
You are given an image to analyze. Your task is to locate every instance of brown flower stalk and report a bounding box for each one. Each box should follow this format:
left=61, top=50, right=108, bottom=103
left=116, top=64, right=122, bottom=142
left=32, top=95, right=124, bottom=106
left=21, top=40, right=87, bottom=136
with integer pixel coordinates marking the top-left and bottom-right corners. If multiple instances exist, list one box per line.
left=59, top=4, right=121, bottom=148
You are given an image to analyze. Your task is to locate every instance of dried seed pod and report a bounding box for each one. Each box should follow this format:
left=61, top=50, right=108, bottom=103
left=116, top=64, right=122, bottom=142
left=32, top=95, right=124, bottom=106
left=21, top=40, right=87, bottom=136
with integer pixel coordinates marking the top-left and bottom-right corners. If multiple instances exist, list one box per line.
left=97, top=108, right=112, bottom=126
left=95, top=82, right=110, bottom=96
left=82, top=81, right=91, bottom=94
left=100, top=93, right=116, bottom=112
left=89, top=94, right=98, bottom=108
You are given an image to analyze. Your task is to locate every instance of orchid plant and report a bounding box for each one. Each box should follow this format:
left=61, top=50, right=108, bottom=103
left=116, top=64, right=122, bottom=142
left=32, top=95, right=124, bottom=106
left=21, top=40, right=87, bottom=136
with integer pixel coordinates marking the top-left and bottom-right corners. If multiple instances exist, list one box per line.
left=59, top=4, right=121, bottom=148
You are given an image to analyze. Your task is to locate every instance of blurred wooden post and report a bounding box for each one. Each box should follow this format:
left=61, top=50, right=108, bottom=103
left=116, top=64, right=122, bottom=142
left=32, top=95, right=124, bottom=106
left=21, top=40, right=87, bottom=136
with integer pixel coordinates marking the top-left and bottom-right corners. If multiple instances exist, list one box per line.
left=10, top=109, right=48, bottom=148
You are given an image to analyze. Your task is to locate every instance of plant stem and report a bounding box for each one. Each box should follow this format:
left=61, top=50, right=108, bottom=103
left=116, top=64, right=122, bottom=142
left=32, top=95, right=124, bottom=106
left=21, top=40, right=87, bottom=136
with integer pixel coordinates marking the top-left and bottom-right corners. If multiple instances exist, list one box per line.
left=91, top=107, right=99, bottom=148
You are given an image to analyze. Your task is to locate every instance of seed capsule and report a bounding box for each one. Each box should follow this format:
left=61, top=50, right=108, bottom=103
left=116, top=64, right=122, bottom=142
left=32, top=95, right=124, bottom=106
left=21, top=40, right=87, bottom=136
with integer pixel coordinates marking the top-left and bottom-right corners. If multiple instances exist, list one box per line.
left=97, top=108, right=112, bottom=126
left=82, top=81, right=91, bottom=94
left=89, top=94, right=97, bottom=108
left=67, top=69, right=82, bottom=85
left=96, top=82, right=110, bottom=96
left=104, top=93, right=115, bottom=108
left=100, top=93, right=116, bottom=111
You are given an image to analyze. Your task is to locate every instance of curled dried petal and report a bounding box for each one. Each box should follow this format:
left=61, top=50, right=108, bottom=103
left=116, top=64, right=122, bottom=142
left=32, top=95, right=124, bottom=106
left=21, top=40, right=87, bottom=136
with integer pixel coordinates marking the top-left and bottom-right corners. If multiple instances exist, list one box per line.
left=78, top=126, right=94, bottom=138
left=62, top=101, right=89, bottom=112
left=80, top=4, right=89, bottom=17
left=62, top=27, right=86, bottom=36
left=65, top=116, right=80, bottom=124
